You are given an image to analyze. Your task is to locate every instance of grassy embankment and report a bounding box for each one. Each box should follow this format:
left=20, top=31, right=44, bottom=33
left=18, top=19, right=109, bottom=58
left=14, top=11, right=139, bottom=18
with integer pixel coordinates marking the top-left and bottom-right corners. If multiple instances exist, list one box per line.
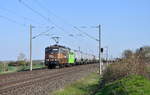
left=94, top=61, right=150, bottom=95
left=53, top=73, right=100, bottom=95
left=53, top=73, right=150, bottom=95
left=53, top=64, right=150, bottom=95
left=95, top=75, right=150, bottom=95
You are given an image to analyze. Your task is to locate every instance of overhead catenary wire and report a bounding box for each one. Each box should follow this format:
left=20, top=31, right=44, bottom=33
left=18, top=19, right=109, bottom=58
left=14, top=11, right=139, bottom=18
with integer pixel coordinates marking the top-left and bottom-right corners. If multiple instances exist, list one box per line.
left=33, top=0, right=71, bottom=26
left=0, top=15, right=27, bottom=27
left=32, top=26, right=55, bottom=39
left=33, top=0, right=84, bottom=38
left=19, top=0, right=81, bottom=41
left=73, top=26, right=99, bottom=41
left=0, top=6, right=43, bottom=25
left=32, top=0, right=98, bottom=41
left=19, top=0, right=67, bottom=33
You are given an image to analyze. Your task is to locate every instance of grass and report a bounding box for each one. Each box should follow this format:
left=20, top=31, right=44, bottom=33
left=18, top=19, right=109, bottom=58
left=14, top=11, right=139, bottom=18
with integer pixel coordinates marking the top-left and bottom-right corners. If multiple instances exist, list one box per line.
left=0, top=65, right=18, bottom=74
left=0, top=63, right=45, bottom=74
left=53, top=73, right=100, bottom=95
left=95, top=75, right=150, bottom=95
left=20, top=63, right=45, bottom=71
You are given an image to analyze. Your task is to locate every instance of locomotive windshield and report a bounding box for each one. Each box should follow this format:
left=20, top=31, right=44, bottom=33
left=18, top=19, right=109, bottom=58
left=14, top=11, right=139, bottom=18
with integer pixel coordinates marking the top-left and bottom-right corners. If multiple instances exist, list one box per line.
left=45, top=48, right=59, bottom=53
left=51, top=49, right=59, bottom=53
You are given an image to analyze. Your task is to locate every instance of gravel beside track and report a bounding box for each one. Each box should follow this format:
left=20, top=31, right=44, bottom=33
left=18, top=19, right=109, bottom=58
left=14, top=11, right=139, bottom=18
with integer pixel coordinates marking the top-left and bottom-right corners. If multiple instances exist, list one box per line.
left=0, top=64, right=98, bottom=95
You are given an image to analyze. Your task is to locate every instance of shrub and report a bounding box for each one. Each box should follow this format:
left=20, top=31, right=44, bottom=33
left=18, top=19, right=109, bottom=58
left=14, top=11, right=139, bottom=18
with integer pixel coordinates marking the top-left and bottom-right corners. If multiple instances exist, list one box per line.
left=0, top=63, right=8, bottom=72
left=8, top=61, right=28, bottom=66
left=103, top=63, right=129, bottom=83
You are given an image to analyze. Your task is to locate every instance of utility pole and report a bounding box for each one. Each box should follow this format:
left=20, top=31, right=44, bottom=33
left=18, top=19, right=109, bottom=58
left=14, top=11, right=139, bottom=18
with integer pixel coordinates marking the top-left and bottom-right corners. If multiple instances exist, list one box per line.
left=79, top=46, right=83, bottom=59
left=30, top=24, right=33, bottom=71
left=106, top=46, right=109, bottom=66
left=99, top=24, right=102, bottom=75
left=78, top=46, right=81, bottom=52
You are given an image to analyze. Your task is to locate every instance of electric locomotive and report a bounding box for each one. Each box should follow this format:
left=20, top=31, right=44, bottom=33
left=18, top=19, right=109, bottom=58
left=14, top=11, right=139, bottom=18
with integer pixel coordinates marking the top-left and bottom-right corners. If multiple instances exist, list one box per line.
left=45, top=44, right=75, bottom=68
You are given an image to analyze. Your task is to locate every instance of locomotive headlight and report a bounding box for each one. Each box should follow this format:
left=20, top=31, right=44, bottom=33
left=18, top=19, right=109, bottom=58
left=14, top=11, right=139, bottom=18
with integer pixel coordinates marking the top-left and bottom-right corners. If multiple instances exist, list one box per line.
left=54, top=59, right=57, bottom=61
left=49, top=55, right=54, bottom=58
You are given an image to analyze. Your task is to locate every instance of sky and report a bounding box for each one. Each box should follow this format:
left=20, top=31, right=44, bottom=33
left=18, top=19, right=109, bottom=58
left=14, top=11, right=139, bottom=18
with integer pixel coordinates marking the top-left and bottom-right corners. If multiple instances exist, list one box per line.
left=0, top=0, right=150, bottom=61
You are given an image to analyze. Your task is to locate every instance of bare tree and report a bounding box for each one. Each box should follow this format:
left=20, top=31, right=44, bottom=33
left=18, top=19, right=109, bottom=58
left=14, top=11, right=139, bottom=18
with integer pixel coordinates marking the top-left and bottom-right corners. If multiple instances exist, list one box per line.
left=136, top=46, right=150, bottom=64
left=17, top=53, right=26, bottom=61
left=17, top=53, right=27, bottom=66
left=122, top=49, right=133, bottom=59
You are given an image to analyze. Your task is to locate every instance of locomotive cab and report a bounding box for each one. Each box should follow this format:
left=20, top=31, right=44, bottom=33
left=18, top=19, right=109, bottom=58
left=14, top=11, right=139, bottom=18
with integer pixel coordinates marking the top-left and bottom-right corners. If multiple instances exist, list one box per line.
left=45, top=45, right=70, bottom=69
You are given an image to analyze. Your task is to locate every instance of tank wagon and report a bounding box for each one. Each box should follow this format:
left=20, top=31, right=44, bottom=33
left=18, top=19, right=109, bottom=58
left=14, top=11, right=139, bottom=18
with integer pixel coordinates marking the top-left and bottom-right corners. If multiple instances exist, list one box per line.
left=45, top=44, right=96, bottom=69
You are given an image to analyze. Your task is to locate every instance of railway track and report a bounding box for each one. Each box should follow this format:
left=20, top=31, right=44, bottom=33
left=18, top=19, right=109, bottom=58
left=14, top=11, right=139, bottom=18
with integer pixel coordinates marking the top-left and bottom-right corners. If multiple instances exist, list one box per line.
left=0, top=68, right=50, bottom=84
left=0, top=64, right=97, bottom=95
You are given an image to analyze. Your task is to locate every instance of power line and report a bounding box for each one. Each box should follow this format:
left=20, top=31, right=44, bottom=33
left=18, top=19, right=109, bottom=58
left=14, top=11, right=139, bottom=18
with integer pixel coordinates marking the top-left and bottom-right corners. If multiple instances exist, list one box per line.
left=0, top=15, right=27, bottom=27
left=73, top=26, right=99, bottom=41
left=33, top=0, right=98, bottom=41
left=33, top=0, right=71, bottom=26
left=32, top=26, right=54, bottom=39
left=19, top=0, right=67, bottom=33
left=0, top=7, right=42, bottom=25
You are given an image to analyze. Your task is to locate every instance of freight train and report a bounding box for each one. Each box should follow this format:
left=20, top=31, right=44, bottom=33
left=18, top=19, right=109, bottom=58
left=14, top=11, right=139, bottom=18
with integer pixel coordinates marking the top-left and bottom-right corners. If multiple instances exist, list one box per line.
left=45, top=44, right=97, bottom=69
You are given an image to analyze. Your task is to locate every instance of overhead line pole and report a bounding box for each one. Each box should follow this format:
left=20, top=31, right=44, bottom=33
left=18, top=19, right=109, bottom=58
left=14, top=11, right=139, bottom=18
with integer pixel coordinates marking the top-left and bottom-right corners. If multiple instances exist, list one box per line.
left=99, top=24, right=102, bottom=75
left=30, top=24, right=33, bottom=71
left=106, top=46, right=109, bottom=66
left=29, top=25, right=54, bottom=71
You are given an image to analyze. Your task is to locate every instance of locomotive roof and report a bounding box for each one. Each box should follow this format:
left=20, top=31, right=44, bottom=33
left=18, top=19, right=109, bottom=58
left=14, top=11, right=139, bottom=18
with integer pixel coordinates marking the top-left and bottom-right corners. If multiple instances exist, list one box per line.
left=46, top=44, right=70, bottom=50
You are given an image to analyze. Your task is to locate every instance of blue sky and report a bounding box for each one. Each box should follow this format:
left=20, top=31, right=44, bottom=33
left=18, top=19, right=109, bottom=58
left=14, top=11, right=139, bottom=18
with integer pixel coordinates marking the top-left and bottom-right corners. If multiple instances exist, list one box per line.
left=0, top=0, right=150, bottom=61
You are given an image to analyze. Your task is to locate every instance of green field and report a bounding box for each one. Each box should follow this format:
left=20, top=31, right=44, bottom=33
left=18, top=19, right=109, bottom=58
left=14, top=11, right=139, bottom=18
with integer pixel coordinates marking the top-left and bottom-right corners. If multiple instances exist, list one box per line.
left=0, top=63, right=45, bottom=74
left=53, top=73, right=100, bottom=95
